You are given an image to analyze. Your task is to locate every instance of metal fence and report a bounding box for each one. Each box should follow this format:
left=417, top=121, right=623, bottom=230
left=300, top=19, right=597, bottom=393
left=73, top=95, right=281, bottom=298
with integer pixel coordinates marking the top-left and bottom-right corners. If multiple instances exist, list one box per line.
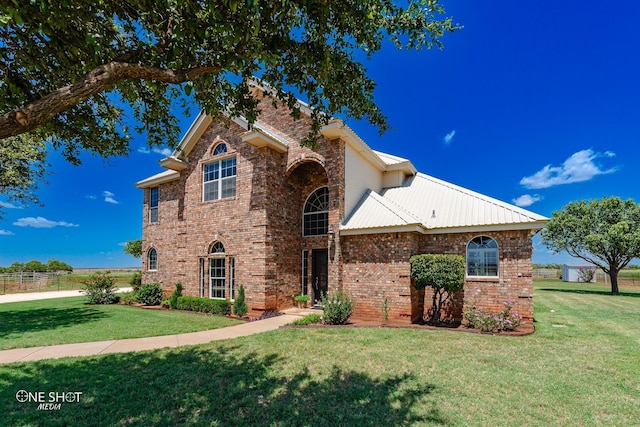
left=0, top=272, right=54, bottom=294
left=533, top=268, right=640, bottom=286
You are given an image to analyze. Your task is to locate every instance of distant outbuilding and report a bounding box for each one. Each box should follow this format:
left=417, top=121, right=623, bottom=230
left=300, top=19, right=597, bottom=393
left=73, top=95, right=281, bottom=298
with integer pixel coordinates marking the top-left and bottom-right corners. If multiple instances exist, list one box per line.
left=562, top=264, right=597, bottom=282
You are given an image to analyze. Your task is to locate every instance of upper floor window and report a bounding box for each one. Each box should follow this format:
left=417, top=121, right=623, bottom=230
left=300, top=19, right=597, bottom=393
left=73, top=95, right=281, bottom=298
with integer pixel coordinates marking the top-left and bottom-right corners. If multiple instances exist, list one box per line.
left=467, top=236, right=498, bottom=277
left=303, top=187, right=328, bottom=236
left=149, top=187, right=159, bottom=223
left=148, top=248, right=158, bottom=271
left=213, top=143, right=228, bottom=156
left=203, top=157, right=236, bottom=201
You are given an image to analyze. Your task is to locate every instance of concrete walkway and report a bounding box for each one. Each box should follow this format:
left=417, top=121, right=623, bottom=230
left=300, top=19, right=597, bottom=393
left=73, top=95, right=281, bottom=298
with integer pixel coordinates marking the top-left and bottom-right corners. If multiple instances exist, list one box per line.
left=0, top=290, right=312, bottom=364
left=0, top=288, right=133, bottom=304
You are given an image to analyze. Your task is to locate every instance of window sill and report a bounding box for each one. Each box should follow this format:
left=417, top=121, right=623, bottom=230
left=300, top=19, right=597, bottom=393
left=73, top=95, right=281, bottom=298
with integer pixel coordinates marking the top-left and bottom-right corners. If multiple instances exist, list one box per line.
left=465, top=276, right=499, bottom=282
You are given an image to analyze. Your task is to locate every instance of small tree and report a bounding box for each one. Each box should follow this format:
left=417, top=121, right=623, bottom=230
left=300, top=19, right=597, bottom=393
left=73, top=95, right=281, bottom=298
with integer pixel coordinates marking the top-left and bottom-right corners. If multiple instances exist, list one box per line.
left=82, top=271, right=119, bottom=304
left=124, top=239, right=143, bottom=259
left=410, top=254, right=465, bottom=324
left=233, top=285, right=248, bottom=317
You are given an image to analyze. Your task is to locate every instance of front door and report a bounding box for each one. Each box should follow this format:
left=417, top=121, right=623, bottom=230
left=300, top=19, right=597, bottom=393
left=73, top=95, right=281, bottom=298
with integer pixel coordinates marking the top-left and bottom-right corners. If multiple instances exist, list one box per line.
left=312, top=249, right=328, bottom=304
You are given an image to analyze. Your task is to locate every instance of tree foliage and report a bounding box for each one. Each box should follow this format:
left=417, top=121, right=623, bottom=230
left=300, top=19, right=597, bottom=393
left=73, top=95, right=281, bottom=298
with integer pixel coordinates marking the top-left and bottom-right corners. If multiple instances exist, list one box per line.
left=541, top=196, right=640, bottom=294
left=0, top=1, right=458, bottom=209
left=123, top=239, right=143, bottom=259
left=410, top=253, right=465, bottom=324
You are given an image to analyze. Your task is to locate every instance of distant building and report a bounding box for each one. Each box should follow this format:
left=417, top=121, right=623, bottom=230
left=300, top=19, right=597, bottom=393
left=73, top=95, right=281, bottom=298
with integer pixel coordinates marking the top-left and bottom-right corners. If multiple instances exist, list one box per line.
left=562, top=264, right=597, bottom=282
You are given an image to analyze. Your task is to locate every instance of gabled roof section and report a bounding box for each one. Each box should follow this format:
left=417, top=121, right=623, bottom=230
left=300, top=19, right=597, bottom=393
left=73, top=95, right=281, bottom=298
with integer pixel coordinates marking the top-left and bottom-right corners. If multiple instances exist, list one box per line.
left=341, top=189, right=425, bottom=235
left=341, top=173, right=548, bottom=234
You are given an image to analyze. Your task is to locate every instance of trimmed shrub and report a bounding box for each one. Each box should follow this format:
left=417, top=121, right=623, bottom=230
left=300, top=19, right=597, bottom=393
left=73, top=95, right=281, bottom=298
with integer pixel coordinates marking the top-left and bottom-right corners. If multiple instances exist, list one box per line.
left=169, top=282, right=183, bottom=309
left=288, top=313, right=322, bottom=325
left=129, top=271, right=142, bottom=292
left=82, top=271, right=120, bottom=304
left=410, top=254, right=465, bottom=324
left=463, top=294, right=522, bottom=332
left=176, top=296, right=231, bottom=315
left=136, top=283, right=163, bottom=306
left=321, top=292, right=354, bottom=325
left=119, top=291, right=137, bottom=305
left=233, top=285, right=248, bottom=317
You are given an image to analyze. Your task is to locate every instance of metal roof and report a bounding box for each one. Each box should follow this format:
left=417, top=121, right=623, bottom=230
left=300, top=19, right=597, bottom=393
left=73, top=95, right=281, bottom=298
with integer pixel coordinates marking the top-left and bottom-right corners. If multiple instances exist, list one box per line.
left=341, top=171, right=548, bottom=234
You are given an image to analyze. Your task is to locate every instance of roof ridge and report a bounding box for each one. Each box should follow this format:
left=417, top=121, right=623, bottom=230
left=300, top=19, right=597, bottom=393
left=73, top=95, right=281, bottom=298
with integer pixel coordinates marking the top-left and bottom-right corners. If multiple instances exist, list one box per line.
left=413, top=172, right=546, bottom=221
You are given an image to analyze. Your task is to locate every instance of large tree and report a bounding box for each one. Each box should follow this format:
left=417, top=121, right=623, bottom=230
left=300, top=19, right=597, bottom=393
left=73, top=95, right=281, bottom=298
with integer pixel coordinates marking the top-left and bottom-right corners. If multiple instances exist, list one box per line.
left=541, top=196, right=640, bottom=295
left=0, top=0, right=458, bottom=208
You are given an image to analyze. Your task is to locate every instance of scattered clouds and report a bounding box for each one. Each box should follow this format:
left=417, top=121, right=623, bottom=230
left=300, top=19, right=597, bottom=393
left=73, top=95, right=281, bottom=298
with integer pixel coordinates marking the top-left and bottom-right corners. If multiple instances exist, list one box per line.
left=0, top=229, right=15, bottom=236
left=0, top=201, right=22, bottom=209
left=138, top=146, right=172, bottom=157
left=512, top=194, right=543, bottom=207
left=85, top=195, right=97, bottom=200
left=13, top=217, right=79, bottom=228
left=443, top=130, right=456, bottom=145
left=520, top=149, right=618, bottom=189
left=103, top=191, right=119, bottom=204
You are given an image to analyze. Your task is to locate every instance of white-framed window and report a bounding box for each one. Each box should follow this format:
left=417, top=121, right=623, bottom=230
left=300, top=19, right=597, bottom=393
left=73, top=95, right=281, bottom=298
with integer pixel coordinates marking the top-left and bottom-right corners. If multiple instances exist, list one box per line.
left=213, top=142, right=228, bottom=156
left=303, top=187, right=328, bottom=236
left=467, top=236, right=499, bottom=277
left=149, top=187, right=159, bottom=223
left=209, top=241, right=226, bottom=299
left=203, top=156, right=236, bottom=201
left=148, top=248, right=158, bottom=271
left=229, top=257, right=236, bottom=300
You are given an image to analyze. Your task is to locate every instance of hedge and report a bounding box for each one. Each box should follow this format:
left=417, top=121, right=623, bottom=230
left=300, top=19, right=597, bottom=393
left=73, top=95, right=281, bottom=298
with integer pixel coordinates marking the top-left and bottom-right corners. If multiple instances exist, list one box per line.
left=176, top=296, right=231, bottom=315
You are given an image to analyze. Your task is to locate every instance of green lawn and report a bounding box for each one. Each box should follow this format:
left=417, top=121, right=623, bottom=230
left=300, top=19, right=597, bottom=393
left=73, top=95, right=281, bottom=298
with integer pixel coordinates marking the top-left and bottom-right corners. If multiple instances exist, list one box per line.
left=1, top=280, right=639, bottom=426
left=0, top=297, right=242, bottom=350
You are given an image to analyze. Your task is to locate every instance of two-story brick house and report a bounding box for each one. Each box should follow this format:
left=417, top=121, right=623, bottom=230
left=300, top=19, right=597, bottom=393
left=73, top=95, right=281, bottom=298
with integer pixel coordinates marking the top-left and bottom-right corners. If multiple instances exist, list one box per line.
left=136, top=87, right=548, bottom=324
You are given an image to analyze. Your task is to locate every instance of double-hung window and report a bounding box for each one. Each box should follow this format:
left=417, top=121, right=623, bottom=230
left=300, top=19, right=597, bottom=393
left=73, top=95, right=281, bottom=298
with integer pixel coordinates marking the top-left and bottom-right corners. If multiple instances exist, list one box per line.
left=149, top=187, right=159, bottom=223
left=203, top=157, right=236, bottom=201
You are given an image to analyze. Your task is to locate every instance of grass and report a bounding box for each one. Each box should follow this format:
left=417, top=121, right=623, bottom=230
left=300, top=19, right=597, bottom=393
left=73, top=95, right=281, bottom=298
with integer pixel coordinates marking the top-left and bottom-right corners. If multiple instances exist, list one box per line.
left=0, top=297, right=242, bottom=350
left=0, top=279, right=639, bottom=425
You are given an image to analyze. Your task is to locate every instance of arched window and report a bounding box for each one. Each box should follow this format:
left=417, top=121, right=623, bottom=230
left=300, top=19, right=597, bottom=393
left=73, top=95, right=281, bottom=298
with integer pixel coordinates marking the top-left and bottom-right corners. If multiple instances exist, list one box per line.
left=209, top=241, right=226, bottom=298
left=466, top=236, right=498, bottom=277
left=148, top=248, right=158, bottom=271
left=303, top=187, right=328, bottom=236
left=212, top=143, right=228, bottom=155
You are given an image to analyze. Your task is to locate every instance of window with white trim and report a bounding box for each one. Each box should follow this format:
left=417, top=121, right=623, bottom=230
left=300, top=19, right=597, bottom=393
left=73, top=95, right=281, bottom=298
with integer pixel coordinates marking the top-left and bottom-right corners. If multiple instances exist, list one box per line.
left=303, top=187, right=328, bottom=236
left=209, top=241, right=226, bottom=299
left=466, top=236, right=499, bottom=277
left=149, top=187, right=159, bottom=223
left=148, top=248, right=158, bottom=271
left=203, top=156, right=236, bottom=201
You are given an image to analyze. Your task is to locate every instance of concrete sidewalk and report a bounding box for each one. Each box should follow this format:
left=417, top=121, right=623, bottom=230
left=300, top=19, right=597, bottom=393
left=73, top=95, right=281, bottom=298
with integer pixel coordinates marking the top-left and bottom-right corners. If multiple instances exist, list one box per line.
left=0, top=313, right=302, bottom=364
left=0, top=290, right=312, bottom=364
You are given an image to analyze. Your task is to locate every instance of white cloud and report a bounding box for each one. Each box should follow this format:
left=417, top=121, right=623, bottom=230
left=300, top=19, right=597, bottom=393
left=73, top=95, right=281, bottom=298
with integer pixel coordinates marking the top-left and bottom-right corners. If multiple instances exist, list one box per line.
left=0, top=201, right=22, bottom=209
left=13, top=217, right=79, bottom=228
left=520, top=149, right=618, bottom=189
left=512, top=194, right=543, bottom=207
left=85, top=195, right=97, bottom=200
left=443, top=130, right=456, bottom=145
left=138, top=146, right=172, bottom=156
left=103, top=191, right=119, bottom=204
left=0, top=229, right=15, bottom=235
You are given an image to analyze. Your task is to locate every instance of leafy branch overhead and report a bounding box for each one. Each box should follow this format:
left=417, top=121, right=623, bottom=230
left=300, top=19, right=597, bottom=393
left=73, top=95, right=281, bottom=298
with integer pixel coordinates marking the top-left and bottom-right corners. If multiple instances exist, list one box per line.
left=0, top=1, right=458, bottom=149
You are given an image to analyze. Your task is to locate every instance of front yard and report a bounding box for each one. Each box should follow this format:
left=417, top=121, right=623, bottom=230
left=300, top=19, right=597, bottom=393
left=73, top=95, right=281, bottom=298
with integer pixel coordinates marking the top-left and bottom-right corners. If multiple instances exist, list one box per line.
left=0, top=279, right=639, bottom=425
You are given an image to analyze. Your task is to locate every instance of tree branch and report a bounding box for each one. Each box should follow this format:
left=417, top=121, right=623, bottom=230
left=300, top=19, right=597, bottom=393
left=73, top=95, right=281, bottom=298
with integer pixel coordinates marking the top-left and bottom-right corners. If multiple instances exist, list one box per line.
left=0, top=62, right=221, bottom=139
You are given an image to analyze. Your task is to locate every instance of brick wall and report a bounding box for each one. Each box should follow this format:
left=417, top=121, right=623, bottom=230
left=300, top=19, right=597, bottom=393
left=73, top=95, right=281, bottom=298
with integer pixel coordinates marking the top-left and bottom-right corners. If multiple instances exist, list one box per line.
left=341, top=229, right=535, bottom=324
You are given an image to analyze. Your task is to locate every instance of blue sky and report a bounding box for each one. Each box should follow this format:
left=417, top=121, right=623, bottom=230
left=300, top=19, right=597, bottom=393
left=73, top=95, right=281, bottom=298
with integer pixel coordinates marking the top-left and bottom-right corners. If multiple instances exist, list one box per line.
left=1, top=1, right=639, bottom=268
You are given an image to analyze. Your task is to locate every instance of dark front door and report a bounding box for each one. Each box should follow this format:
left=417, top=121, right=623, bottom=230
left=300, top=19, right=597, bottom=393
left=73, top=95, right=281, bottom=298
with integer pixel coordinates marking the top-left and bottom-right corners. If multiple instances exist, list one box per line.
left=312, top=249, right=328, bottom=304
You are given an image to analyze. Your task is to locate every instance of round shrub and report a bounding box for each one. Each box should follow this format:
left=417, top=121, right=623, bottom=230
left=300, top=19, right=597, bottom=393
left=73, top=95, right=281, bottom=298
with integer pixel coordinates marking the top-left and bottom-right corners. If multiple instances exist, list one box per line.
left=136, top=283, right=163, bottom=306
left=82, top=271, right=120, bottom=304
left=321, top=292, right=354, bottom=325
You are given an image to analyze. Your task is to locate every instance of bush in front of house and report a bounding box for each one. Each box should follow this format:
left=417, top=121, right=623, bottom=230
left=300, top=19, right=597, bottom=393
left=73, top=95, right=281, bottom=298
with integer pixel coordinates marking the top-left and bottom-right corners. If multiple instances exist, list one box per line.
left=82, top=271, right=120, bottom=304
left=321, top=291, right=354, bottom=325
left=463, top=294, right=522, bottom=332
left=233, top=285, right=248, bottom=317
left=176, top=296, right=231, bottom=315
left=136, top=283, right=163, bottom=306
left=288, top=313, right=323, bottom=325
left=169, top=282, right=183, bottom=309
left=129, top=271, right=142, bottom=292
